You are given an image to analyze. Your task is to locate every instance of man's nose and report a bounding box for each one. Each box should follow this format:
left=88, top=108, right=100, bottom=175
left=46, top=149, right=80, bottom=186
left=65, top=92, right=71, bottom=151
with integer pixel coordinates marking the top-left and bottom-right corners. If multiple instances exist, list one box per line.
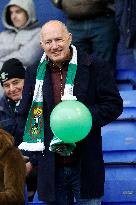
left=11, top=13, right=16, bottom=20
left=9, top=84, right=15, bottom=91
left=51, top=40, right=58, bottom=49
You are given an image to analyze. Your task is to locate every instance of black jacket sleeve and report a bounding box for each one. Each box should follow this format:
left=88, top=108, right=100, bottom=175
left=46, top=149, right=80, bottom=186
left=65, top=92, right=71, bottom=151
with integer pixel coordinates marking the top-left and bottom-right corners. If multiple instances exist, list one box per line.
left=89, top=59, right=123, bottom=128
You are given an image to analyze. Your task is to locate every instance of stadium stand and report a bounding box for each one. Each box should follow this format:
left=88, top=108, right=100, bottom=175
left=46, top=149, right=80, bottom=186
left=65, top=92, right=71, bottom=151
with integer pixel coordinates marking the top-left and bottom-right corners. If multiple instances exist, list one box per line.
left=102, top=90, right=136, bottom=204
left=116, top=40, right=136, bottom=91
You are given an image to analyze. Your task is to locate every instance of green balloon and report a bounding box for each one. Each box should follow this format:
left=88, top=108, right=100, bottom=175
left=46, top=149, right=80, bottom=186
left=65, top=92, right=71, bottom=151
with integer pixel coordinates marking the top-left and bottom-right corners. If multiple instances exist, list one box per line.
left=50, top=100, right=92, bottom=143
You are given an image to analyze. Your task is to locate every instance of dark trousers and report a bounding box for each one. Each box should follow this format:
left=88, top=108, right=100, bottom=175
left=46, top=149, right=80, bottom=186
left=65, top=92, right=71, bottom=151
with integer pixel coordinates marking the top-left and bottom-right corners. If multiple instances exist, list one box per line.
left=67, top=16, right=119, bottom=72
left=45, top=164, right=101, bottom=205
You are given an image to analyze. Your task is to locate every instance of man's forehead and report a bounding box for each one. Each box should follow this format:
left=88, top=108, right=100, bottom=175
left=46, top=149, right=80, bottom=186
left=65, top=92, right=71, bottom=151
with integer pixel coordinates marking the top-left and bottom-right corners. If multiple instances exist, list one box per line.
left=3, top=78, right=23, bottom=85
left=9, top=5, right=22, bottom=11
left=41, top=27, right=68, bottom=42
left=42, top=22, right=66, bottom=35
left=44, top=21, right=62, bottom=28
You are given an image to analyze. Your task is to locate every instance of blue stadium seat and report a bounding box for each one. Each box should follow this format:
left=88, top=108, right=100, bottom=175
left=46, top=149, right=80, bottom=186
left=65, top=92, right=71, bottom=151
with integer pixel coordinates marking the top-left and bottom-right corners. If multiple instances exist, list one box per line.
left=102, top=119, right=136, bottom=204
left=116, top=69, right=136, bottom=82
left=116, top=42, right=136, bottom=91
left=116, top=38, right=136, bottom=71
left=102, top=90, right=136, bottom=204
left=116, top=69, right=136, bottom=90
left=117, top=82, right=135, bottom=91
left=116, top=52, right=136, bottom=71
left=102, top=164, right=136, bottom=204
left=118, top=90, right=136, bottom=120
left=102, top=90, right=136, bottom=161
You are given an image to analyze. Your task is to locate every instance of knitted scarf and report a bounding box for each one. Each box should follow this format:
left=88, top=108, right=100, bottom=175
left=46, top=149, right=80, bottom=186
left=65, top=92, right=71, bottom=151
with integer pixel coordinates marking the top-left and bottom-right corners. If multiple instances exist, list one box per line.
left=19, top=45, right=77, bottom=151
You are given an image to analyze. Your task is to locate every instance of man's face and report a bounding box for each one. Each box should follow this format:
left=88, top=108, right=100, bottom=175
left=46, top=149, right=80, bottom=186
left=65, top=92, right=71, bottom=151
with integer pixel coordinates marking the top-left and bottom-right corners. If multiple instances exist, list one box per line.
left=3, top=78, right=24, bottom=102
left=9, top=5, right=28, bottom=28
left=40, top=22, right=72, bottom=65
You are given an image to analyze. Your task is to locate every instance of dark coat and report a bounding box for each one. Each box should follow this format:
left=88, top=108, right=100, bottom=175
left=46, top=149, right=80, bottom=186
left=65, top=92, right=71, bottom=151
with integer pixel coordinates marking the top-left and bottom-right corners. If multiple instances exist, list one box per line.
left=19, top=53, right=123, bottom=201
left=0, top=96, right=16, bottom=134
left=0, top=96, right=23, bottom=146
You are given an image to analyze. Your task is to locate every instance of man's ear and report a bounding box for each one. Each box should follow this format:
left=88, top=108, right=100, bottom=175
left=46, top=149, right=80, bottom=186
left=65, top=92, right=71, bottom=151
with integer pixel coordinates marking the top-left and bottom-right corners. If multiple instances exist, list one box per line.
left=40, top=41, right=44, bottom=49
left=68, top=33, right=72, bottom=46
left=51, top=0, right=62, bottom=9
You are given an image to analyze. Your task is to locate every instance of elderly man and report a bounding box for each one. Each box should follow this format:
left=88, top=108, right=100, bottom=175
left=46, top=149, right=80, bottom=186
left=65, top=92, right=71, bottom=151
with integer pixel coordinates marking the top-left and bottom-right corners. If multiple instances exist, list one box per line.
left=0, top=58, right=25, bottom=145
left=0, top=58, right=38, bottom=202
left=18, top=20, right=123, bottom=205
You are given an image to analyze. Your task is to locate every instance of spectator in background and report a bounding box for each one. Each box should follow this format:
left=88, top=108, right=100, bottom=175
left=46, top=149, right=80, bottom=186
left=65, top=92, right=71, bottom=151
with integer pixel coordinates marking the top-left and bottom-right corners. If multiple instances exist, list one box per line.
left=115, top=0, right=136, bottom=62
left=0, top=0, right=42, bottom=69
left=52, top=0, right=119, bottom=73
left=0, top=58, right=37, bottom=202
left=0, top=58, right=25, bottom=145
left=115, top=0, right=136, bottom=49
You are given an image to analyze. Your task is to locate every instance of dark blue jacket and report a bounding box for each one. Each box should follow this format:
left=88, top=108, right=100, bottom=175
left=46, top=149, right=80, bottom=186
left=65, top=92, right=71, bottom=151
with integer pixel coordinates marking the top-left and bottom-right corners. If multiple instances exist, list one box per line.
left=0, top=96, right=23, bottom=146
left=115, top=0, right=136, bottom=48
left=0, top=96, right=16, bottom=134
left=18, top=53, right=123, bottom=201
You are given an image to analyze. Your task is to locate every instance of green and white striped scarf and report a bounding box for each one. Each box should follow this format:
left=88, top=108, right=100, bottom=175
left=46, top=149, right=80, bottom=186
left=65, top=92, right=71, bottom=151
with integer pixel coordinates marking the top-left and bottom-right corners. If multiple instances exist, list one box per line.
left=19, top=45, right=77, bottom=151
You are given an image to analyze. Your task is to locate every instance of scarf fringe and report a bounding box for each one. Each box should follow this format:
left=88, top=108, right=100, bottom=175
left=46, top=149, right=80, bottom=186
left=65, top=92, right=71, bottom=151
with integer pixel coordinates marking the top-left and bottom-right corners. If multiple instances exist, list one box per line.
left=18, top=142, right=45, bottom=151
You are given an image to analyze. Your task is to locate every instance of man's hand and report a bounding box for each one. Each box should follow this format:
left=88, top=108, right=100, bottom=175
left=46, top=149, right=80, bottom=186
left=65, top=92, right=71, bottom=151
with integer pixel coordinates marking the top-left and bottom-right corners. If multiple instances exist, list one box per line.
left=55, top=144, right=72, bottom=155
left=50, top=143, right=76, bottom=156
left=26, top=161, right=33, bottom=175
left=23, top=155, right=29, bottom=163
